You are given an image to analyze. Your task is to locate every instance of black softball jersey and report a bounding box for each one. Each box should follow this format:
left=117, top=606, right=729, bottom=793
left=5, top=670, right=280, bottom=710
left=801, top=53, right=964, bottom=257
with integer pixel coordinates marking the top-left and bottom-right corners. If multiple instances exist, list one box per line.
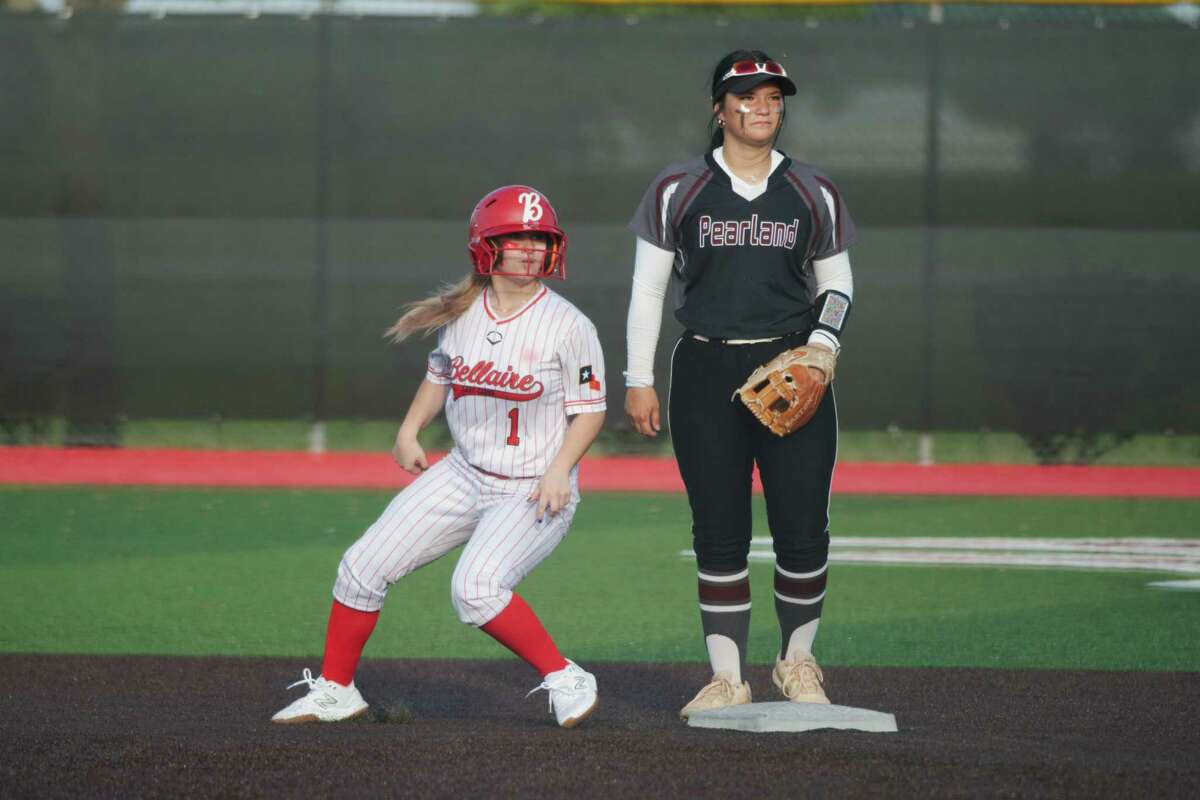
left=628, top=151, right=856, bottom=340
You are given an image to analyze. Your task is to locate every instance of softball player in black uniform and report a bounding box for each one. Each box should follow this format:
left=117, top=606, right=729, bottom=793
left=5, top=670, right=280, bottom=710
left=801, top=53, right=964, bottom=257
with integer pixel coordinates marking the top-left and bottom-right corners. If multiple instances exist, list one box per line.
left=624, top=49, right=856, bottom=718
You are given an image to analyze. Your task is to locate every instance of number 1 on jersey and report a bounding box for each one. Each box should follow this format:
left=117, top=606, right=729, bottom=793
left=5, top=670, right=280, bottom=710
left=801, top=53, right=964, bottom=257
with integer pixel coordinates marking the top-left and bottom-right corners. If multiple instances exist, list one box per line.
left=506, top=408, right=520, bottom=446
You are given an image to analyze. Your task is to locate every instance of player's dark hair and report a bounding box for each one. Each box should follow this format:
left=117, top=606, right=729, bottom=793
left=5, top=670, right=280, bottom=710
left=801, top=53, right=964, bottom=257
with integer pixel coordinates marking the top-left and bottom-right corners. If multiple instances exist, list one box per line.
left=707, top=48, right=788, bottom=151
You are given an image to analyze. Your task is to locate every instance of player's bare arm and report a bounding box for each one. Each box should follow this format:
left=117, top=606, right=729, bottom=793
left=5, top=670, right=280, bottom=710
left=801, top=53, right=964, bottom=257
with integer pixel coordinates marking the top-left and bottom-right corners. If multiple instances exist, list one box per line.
left=530, top=410, right=605, bottom=520
left=625, top=386, right=661, bottom=438
left=392, top=378, right=449, bottom=474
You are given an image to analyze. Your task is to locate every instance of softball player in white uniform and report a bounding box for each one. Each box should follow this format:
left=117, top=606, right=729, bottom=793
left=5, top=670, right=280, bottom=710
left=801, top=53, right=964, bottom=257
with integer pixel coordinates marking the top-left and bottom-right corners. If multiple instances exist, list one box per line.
left=273, top=186, right=606, bottom=729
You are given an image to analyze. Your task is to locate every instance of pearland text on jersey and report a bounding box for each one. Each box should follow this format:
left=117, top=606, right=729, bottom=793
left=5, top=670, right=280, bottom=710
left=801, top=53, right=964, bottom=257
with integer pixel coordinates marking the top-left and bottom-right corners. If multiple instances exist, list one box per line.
left=697, top=214, right=801, bottom=249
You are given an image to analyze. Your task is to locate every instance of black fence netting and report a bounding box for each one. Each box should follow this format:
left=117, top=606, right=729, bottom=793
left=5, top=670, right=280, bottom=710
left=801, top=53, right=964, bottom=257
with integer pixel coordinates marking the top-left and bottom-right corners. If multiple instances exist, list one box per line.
left=1, top=10, right=1198, bottom=440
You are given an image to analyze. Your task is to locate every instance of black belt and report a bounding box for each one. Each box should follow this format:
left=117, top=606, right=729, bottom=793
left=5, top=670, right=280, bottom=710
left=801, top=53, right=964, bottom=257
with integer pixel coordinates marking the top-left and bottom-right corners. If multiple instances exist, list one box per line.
left=687, top=330, right=801, bottom=346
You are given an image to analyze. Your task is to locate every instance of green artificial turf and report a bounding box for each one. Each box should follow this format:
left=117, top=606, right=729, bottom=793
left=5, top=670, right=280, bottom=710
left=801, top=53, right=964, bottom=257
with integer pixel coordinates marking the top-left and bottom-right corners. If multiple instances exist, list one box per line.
left=10, top=416, right=1200, bottom=465
left=1, top=487, right=1197, bottom=671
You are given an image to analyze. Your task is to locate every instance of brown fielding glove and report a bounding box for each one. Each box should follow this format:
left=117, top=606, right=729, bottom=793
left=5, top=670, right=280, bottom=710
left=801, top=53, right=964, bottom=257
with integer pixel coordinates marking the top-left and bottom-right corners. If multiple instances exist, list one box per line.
left=734, top=346, right=837, bottom=436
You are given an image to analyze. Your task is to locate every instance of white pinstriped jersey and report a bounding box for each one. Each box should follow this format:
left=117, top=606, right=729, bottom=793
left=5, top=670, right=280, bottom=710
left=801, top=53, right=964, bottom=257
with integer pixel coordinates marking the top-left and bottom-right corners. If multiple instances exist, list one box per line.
left=426, top=285, right=606, bottom=478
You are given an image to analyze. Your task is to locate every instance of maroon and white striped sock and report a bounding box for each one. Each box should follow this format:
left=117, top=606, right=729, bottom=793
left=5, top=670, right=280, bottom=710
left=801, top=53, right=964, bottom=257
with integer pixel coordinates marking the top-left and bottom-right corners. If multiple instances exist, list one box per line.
left=697, top=568, right=751, bottom=683
left=774, top=562, right=827, bottom=659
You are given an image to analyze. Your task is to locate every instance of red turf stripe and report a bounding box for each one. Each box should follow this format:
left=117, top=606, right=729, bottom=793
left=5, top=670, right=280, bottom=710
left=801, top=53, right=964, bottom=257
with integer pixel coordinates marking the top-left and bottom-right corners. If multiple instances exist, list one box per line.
left=0, top=447, right=426, bottom=489
left=0, top=447, right=1197, bottom=497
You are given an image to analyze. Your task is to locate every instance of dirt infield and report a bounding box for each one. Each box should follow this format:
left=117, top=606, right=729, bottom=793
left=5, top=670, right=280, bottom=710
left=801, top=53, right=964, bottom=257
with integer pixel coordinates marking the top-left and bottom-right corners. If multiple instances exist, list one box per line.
left=2, top=655, right=1196, bottom=798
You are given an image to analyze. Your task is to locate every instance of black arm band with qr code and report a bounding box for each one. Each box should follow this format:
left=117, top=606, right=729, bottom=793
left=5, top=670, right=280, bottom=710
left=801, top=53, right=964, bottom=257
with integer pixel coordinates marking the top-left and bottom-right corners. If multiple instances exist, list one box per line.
left=813, top=290, right=852, bottom=337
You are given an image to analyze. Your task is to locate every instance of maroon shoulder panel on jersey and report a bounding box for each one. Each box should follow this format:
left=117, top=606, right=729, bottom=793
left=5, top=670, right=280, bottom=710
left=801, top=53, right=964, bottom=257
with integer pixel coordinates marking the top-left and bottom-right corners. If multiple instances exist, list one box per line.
left=653, top=172, right=687, bottom=245
left=814, top=176, right=844, bottom=252
left=784, top=170, right=823, bottom=263
left=671, top=169, right=714, bottom=230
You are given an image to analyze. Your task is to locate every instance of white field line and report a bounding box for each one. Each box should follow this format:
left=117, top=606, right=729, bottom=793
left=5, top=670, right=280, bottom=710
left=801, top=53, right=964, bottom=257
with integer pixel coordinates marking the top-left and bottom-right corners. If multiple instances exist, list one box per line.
left=765, top=550, right=1200, bottom=574
left=679, top=537, right=1200, bottom=575
left=776, top=537, right=1200, bottom=556
left=1147, top=579, right=1200, bottom=590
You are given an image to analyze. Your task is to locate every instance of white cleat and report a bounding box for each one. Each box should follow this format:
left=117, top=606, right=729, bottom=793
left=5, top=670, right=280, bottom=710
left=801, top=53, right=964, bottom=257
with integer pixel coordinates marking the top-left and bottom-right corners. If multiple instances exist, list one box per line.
left=527, top=659, right=598, bottom=729
left=271, top=668, right=370, bottom=724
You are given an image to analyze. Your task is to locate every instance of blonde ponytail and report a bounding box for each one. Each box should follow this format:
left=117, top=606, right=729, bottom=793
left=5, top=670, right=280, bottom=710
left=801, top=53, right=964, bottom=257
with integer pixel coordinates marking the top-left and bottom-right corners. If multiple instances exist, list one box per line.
left=385, top=272, right=489, bottom=343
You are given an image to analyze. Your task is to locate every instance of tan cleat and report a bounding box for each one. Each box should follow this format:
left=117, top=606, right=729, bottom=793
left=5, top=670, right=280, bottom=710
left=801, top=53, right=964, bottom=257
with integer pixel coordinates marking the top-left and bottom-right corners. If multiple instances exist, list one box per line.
left=679, top=671, right=752, bottom=720
left=772, top=654, right=831, bottom=704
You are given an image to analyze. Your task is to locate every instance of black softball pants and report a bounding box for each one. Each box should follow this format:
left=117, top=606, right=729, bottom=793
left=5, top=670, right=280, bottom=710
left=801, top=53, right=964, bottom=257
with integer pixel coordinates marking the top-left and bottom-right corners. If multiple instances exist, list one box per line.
left=668, top=331, right=837, bottom=575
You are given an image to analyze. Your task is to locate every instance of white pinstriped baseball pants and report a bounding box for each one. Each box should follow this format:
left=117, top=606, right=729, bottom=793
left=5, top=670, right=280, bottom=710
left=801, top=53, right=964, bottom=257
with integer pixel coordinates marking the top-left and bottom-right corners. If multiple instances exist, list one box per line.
left=333, top=448, right=578, bottom=626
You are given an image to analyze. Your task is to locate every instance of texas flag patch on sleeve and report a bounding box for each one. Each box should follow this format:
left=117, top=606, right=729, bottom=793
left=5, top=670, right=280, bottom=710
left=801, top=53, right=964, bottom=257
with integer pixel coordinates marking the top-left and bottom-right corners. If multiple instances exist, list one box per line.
left=579, top=365, right=601, bottom=391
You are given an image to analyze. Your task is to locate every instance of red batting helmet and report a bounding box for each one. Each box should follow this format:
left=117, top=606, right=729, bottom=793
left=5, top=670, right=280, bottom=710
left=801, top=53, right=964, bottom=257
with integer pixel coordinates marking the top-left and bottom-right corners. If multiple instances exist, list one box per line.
left=467, top=185, right=567, bottom=279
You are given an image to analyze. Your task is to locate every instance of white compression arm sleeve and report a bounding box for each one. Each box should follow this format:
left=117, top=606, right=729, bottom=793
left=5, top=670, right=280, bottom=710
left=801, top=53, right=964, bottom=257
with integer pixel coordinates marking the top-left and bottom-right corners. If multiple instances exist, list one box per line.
left=624, top=237, right=675, bottom=387
left=807, top=250, right=854, bottom=353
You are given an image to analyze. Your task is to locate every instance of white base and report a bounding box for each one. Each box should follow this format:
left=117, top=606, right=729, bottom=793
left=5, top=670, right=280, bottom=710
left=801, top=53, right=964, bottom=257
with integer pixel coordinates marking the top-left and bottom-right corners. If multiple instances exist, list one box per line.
left=687, top=701, right=898, bottom=733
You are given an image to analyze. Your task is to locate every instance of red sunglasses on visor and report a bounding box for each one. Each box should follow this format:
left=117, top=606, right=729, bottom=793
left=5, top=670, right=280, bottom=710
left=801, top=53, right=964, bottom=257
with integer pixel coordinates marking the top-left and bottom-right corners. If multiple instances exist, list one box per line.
left=718, top=59, right=788, bottom=84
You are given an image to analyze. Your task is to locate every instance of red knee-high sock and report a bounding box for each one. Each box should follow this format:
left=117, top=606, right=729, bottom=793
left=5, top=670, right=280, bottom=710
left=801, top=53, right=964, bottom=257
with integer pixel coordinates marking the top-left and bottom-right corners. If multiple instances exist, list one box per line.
left=479, top=593, right=568, bottom=677
left=320, top=600, right=380, bottom=687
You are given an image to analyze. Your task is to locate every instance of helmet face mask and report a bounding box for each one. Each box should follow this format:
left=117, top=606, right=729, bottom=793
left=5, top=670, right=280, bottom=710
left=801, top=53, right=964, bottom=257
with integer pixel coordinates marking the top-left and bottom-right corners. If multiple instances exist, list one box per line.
left=468, top=185, right=567, bottom=279
left=487, top=234, right=559, bottom=278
